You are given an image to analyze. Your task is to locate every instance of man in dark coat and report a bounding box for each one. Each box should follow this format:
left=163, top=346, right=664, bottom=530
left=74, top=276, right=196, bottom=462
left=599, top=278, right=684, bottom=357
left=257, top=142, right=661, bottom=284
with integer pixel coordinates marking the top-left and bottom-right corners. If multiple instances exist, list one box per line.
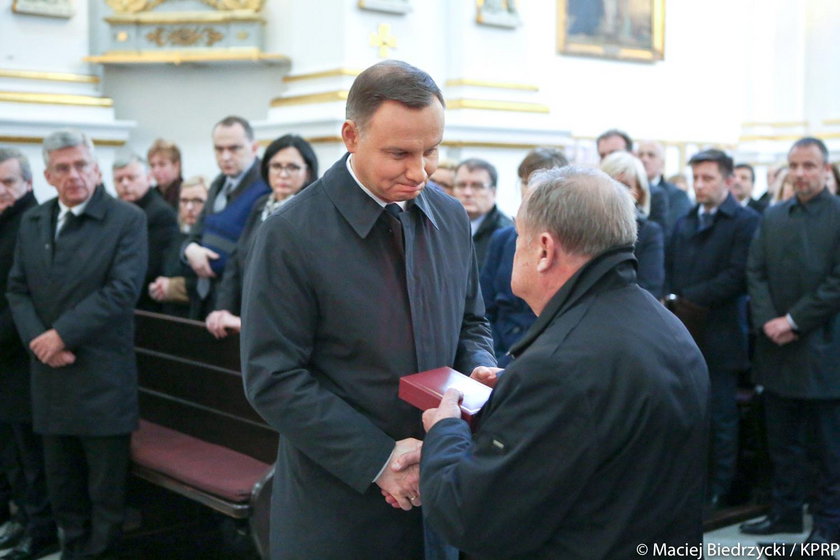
left=241, top=61, right=495, bottom=560
left=638, top=140, right=693, bottom=235
left=732, top=163, right=769, bottom=214
left=7, top=130, right=147, bottom=559
left=183, top=116, right=269, bottom=319
left=414, top=166, right=709, bottom=560
left=113, top=152, right=178, bottom=312
left=452, top=158, right=513, bottom=267
left=0, top=148, right=56, bottom=559
left=666, top=149, right=760, bottom=510
left=743, top=137, right=840, bottom=544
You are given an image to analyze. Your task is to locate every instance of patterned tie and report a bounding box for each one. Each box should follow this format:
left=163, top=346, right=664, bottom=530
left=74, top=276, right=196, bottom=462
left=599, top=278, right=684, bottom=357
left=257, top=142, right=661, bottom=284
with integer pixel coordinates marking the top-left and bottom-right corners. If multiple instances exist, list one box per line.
left=383, top=203, right=405, bottom=258
left=213, top=178, right=235, bottom=213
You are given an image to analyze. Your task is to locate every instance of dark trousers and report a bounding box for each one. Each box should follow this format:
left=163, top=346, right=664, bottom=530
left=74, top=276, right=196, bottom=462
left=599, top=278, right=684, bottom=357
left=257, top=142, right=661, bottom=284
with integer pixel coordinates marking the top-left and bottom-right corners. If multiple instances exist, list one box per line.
left=42, top=434, right=130, bottom=559
left=708, top=369, right=739, bottom=496
left=764, top=392, right=840, bottom=530
left=6, top=422, right=54, bottom=540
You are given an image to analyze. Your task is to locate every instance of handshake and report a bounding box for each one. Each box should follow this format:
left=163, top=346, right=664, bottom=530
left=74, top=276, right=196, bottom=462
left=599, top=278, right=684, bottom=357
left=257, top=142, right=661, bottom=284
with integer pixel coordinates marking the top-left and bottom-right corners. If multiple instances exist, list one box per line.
left=376, top=366, right=500, bottom=510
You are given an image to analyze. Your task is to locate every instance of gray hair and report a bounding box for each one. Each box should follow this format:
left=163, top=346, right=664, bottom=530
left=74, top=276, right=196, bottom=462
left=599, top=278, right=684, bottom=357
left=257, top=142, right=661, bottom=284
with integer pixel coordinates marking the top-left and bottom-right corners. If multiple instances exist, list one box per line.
left=113, top=151, right=148, bottom=172
left=42, top=129, right=96, bottom=166
left=521, top=166, right=637, bottom=258
left=600, top=151, right=651, bottom=216
left=0, top=147, right=32, bottom=183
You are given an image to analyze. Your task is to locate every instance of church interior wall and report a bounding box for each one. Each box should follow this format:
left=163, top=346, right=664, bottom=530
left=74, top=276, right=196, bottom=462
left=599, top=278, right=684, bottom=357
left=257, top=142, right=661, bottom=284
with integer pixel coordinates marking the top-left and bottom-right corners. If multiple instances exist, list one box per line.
left=1, top=0, right=837, bottom=213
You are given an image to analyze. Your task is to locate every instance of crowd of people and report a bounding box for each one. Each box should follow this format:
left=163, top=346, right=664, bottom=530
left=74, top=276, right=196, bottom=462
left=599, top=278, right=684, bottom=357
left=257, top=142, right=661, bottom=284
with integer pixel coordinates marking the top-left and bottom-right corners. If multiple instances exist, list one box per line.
left=1, top=58, right=840, bottom=559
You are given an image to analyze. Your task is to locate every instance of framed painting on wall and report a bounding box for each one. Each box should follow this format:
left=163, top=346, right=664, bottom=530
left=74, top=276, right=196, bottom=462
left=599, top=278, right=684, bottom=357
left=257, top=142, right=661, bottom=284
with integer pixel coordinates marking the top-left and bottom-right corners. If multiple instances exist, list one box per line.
left=557, top=0, right=665, bottom=62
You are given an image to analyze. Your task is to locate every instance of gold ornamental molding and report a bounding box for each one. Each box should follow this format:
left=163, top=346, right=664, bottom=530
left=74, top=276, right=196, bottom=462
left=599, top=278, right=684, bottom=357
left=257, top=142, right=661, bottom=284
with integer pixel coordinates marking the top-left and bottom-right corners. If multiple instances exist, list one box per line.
left=823, top=119, right=840, bottom=126
left=283, top=68, right=362, bottom=83
left=84, top=49, right=288, bottom=65
left=445, top=79, right=539, bottom=92
left=0, top=69, right=99, bottom=84
left=270, top=90, right=349, bottom=107
left=447, top=98, right=549, bottom=114
left=739, top=134, right=808, bottom=142
left=105, top=10, right=264, bottom=24
left=146, top=26, right=224, bottom=47
left=0, top=91, right=113, bottom=108
left=106, top=0, right=263, bottom=14
left=0, top=135, right=125, bottom=147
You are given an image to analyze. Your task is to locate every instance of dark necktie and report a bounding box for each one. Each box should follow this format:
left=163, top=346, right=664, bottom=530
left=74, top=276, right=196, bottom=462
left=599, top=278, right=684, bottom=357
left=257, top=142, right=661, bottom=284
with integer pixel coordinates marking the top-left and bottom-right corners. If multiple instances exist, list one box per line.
left=383, top=203, right=405, bottom=258
left=699, top=211, right=713, bottom=231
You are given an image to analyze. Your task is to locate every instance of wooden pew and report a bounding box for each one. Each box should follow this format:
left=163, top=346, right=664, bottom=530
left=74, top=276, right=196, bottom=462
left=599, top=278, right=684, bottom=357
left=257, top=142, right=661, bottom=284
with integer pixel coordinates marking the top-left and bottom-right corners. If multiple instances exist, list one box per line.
left=132, top=310, right=276, bottom=557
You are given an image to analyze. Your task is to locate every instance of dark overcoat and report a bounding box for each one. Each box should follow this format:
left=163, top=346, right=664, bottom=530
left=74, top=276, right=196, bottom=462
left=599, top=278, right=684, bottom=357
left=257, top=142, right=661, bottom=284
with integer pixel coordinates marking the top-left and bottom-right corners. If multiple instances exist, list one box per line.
left=0, top=191, right=38, bottom=422
left=667, top=193, right=760, bottom=372
left=420, top=248, right=709, bottom=560
left=241, top=155, right=495, bottom=560
left=472, top=204, right=512, bottom=268
left=747, top=188, right=840, bottom=398
left=135, top=187, right=178, bottom=311
left=6, top=186, right=147, bottom=435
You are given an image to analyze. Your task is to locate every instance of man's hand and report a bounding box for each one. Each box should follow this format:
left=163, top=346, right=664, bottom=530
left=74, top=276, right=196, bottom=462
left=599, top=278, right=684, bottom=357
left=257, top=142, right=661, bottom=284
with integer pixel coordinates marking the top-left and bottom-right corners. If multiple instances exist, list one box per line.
left=422, top=388, right=462, bottom=433
left=470, top=366, right=502, bottom=388
left=375, top=438, right=422, bottom=511
left=205, top=310, right=242, bottom=339
left=45, top=350, right=76, bottom=368
left=148, top=277, right=170, bottom=302
left=185, top=243, right=219, bottom=278
left=763, top=316, right=798, bottom=346
left=30, top=329, right=67, bottom=365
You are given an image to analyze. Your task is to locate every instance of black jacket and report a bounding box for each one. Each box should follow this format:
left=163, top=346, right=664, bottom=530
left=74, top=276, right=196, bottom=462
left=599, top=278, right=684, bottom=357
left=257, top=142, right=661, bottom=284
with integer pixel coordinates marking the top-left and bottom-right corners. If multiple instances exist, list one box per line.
left=421, top=247, right=709, bottom=559
left=473, top=204, right=513, bottom=268
left=0, top=191, right=38, bottom=422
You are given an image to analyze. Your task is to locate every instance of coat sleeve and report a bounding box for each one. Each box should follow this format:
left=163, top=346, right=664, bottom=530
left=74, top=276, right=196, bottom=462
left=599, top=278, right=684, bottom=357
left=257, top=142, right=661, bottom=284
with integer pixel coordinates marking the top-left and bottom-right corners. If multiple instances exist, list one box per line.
left=420, top=362, right=598, bottom=557
left=52, top=208, right=147, bottom=349
left=746, top=220, right=777, bottom=329
left=146, top=203, right=178, bottom=283
left=786, top=228, right=840, bottom=333
left=682, top=212, right=759, bottom=307
left=453, top=228, right=496, bottom=374
left=6, top=234, right=47, bottom=346
left=635, top=221, right=665, bottom=299
left=240, top=215, right=394, bottom=494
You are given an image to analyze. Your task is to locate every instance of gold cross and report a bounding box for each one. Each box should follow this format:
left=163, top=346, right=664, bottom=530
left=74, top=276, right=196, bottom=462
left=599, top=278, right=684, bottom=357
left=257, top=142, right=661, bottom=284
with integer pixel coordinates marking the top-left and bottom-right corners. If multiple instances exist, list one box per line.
left=369, top=23, right=397, bottom=58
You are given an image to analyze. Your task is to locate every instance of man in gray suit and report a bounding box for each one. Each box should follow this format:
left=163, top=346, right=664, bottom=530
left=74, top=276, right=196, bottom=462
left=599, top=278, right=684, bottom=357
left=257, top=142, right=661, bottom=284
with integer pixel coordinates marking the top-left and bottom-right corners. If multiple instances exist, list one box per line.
left=7, top=130, right=147, bottom=559
left=241, top=60, right=495, bottom=560
left=743, top=137, right=840, bottom=545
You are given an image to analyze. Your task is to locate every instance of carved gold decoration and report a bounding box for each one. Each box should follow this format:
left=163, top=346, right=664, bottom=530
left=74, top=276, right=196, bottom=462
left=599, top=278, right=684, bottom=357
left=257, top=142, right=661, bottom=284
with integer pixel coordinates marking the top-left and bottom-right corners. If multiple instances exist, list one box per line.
left=200, top=0, right=264, bottom=11
left=146, top=27, right=225, bottom=47
left=106, top=0, right=165, bottom=14
left=0, top=135, right=125, bottom=147
left=369, top=23, right=397, bottom=58
left=116, top=31, right=129, bottom=42
left=236, top=31, right=249, bottom=40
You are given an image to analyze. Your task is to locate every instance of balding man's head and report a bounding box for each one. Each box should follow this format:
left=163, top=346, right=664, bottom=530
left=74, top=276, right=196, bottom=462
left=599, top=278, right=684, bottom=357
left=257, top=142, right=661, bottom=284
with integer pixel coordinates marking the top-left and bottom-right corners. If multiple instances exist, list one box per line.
left=636, top=140, right=665, bottom=182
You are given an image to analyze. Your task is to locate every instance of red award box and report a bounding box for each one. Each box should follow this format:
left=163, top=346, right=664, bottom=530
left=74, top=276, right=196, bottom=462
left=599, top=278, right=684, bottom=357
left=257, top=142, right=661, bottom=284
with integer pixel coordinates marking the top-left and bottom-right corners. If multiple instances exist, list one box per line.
left=398, top=367, right=492, bottom=429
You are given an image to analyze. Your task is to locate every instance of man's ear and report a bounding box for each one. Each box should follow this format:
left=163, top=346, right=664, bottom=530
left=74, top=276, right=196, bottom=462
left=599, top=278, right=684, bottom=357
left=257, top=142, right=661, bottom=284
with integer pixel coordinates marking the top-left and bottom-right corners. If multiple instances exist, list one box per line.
left=341, top=120, right=359, bottom=153
left=536, top=232, right=555, bottom=273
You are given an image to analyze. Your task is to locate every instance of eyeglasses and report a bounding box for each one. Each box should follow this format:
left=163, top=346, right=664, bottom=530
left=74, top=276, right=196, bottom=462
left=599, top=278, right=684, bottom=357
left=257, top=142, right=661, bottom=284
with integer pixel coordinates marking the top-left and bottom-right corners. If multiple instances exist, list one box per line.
left=453, top=182, right=491, bottom=191
left=179, top=198, right=206, bottom=207
left=50, top=161, right=92, bottom=176
left=269, top=163, right=305, bottom=175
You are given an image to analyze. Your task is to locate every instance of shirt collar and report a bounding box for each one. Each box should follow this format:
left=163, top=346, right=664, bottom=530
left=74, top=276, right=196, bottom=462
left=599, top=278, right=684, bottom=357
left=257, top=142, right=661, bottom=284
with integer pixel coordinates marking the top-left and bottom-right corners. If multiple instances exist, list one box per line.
left=346, top=155, right=406, bottom=211
left=58, top=196, right=90, bottom=217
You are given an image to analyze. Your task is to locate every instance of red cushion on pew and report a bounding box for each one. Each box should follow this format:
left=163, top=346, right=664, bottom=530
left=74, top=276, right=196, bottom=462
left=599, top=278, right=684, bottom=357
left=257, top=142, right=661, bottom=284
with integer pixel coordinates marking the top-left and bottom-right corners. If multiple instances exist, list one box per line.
left=131, top=420, right=270, bottom=503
